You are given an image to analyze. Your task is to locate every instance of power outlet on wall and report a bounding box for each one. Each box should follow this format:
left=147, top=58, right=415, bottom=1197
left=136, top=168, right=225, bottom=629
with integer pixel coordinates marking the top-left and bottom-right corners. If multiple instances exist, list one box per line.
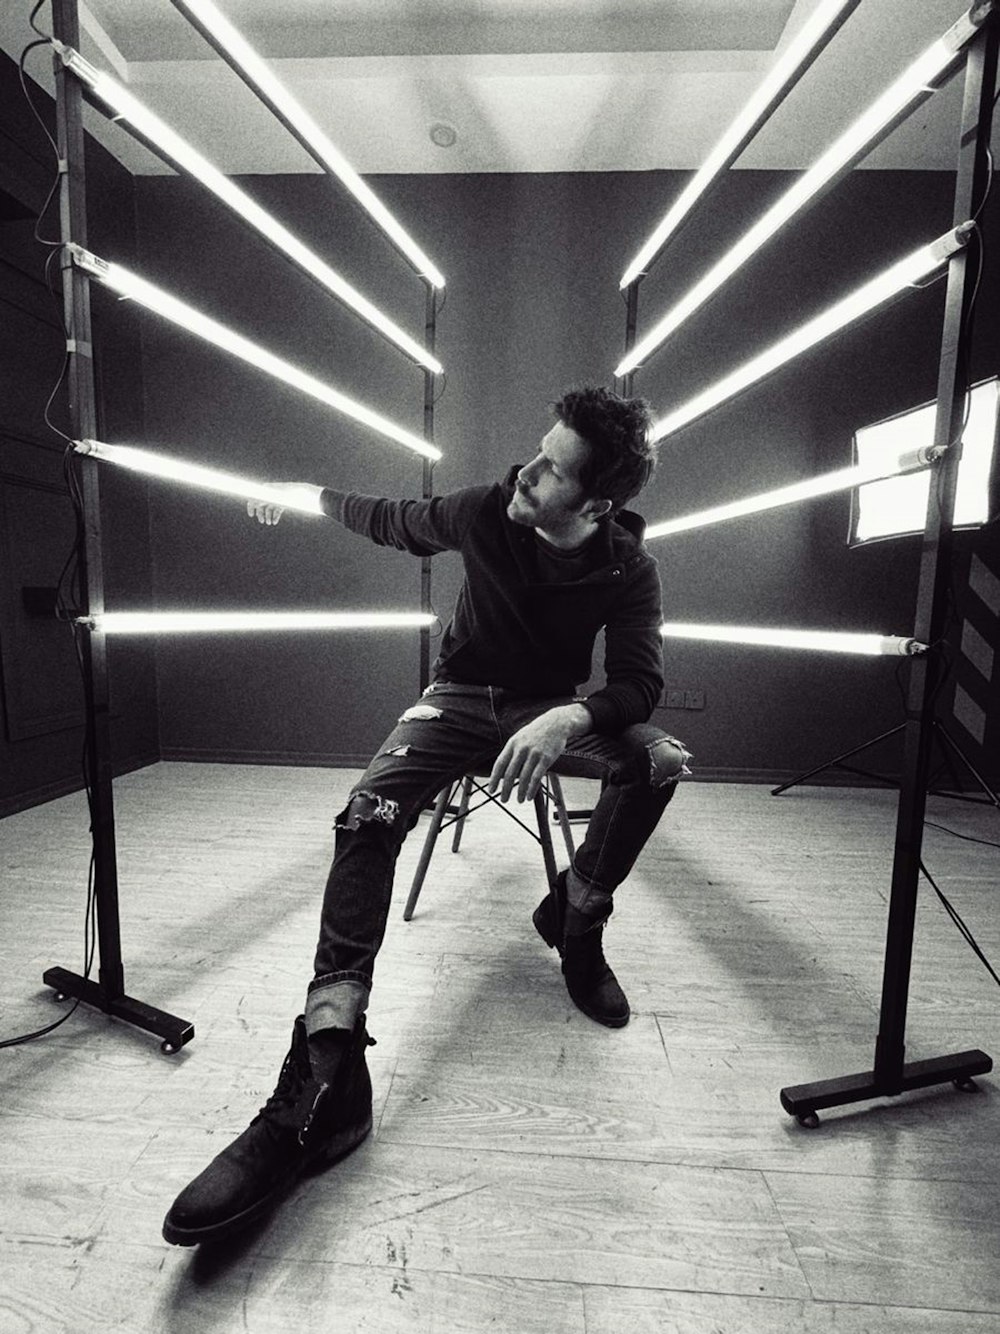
left=662, top=688, right=705, bottom=710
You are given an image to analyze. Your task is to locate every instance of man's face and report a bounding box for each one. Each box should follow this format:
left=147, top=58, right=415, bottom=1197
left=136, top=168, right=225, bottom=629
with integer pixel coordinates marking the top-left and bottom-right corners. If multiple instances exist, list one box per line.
left=507, top=421, right=598, bottom=534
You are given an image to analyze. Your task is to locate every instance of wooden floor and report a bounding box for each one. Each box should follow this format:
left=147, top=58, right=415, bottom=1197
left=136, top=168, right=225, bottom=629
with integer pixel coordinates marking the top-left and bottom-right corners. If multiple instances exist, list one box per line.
left=2, top=761, right=1000, bottom=1333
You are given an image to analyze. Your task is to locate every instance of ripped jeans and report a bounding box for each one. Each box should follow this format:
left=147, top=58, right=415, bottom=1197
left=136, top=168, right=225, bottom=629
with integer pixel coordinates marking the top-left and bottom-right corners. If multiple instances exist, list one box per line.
left=305, top=680, right=688, bottom=1035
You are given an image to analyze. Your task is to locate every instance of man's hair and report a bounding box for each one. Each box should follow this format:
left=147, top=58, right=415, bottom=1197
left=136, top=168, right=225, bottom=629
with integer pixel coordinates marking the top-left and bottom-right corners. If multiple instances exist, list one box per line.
left=554, top=386, right=657, bottom=514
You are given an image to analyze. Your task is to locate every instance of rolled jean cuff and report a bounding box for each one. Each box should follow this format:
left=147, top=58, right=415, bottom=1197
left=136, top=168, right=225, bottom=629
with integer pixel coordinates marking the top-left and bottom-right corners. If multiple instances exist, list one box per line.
left=305, top=971, right=371, bottom=1035
left=566, top=864, right=614, bottom=922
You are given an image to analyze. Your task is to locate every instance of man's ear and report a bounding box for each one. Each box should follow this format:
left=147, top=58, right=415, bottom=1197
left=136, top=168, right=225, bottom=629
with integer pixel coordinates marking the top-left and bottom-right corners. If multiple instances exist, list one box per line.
left=585, top=497, right=613, bottom=522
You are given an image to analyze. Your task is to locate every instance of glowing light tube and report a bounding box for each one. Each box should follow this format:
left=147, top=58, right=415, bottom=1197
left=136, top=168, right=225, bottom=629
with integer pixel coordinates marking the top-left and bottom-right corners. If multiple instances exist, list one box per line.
left=69, top=245, right=441, bottom=462
left=645, top=445, right=939, bottom=540
left=616, top=4, right=986, bottom=375
left=55, top=45, right=440, bottom=373
left=619, top=0, right=862, bottom=290
left=660, top=622, right=927, bottom=656
left=649, top=225, right=970, bottom=444
left=74, top=438, right=326, bottom=513
left=85, top=611, right=435, bottom=635
left=169, top=0, right=445, bottom=289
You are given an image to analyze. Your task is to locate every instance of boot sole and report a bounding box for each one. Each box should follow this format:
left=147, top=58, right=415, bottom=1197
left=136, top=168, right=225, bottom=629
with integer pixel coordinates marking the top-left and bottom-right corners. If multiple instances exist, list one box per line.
left=161, top=1112, right=373, bottom=1248
left=570, top=995, right=631, bottom=1028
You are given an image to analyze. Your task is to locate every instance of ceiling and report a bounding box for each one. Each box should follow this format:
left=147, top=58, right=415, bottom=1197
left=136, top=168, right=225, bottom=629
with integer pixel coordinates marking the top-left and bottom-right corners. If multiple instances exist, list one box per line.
left=2, top=1, right=984, bottom=176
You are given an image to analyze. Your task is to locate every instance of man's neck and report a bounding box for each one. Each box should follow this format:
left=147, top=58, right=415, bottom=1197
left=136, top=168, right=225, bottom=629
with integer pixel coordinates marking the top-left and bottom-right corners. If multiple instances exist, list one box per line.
left=534, top=519, right=599, bottom=551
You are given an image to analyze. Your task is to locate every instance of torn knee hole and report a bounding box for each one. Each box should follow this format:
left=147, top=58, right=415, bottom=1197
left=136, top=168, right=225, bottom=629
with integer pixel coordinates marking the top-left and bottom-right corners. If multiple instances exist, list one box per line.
left=648, top=736, right=693, bottom=787
left=398, top=704, right=443, bottom=723
left=335, top=790, right=400, bottom=830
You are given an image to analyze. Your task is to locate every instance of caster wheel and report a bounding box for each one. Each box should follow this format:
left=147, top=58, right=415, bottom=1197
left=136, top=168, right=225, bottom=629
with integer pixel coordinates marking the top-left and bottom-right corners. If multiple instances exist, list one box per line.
left=797, top=1112, right=820, bottom=1129
left=160, top=1040, right=178, bottom=1055
left=953, top=1077, right=978, bottom=1093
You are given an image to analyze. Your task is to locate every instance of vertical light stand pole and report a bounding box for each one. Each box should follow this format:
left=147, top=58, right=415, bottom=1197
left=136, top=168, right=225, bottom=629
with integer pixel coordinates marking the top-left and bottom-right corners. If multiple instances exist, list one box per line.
left=42, top=0, right=193, bottom=1054
left=420, top=280, right=437, bottom=692
left=619, top=279, right=640, bottom=398
left=781, top=16, right=998, bottom=1123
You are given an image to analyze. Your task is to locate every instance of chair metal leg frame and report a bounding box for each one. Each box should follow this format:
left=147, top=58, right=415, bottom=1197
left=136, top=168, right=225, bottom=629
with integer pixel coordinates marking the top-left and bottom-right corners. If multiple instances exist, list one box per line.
left=451, top=775, right=474, bottom=852
left=548, top=774, right=576, bottom=862
left=403, top=780, right=458, bottom=921
left=533, top=783, right=562, bottom=888
left=403, top=773, right=576, bottom=921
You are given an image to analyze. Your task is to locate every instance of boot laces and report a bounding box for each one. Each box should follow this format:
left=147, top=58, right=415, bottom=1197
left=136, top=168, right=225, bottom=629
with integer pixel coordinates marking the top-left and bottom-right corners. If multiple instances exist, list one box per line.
left=251, top=1035, right=315, bottom=1142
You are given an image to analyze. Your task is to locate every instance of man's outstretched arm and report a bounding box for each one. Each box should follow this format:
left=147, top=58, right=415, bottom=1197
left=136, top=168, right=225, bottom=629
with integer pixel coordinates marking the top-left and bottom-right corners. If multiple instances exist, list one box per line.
left=247, top=481, right=491, bottom=555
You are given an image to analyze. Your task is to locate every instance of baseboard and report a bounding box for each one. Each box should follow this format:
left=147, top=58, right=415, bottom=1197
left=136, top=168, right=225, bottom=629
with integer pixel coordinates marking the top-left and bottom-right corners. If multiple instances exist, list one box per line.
left=158, top=747, right=374, bottom=768
left=0, top=752, right=161, bottom=819
left=691, top=767, right=901, bottom=788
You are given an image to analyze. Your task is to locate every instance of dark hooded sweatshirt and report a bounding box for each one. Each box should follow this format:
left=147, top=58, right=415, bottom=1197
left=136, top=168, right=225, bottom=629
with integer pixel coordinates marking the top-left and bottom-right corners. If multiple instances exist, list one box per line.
left=320, top=466, right=664, bottom=735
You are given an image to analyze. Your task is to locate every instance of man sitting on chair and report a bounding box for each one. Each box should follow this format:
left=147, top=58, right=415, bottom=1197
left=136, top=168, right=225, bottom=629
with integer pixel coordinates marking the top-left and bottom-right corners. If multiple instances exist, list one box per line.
left=163, top=385, right=691, bottom=1246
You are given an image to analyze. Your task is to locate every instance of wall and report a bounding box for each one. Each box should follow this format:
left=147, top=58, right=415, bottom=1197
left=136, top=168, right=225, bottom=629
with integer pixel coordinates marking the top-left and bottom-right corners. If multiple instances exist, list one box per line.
left=134, top=164, right=1000, bottom=783
left=0, top=51, right=158, bottom=815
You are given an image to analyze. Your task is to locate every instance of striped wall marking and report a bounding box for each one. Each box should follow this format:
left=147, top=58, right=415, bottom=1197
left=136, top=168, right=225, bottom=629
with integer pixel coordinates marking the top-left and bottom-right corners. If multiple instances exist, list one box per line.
left=953, top=683, right=987, bottom=746
left=968, top=553, right=1000, bottom=617
left=960, top=618, right=995, bottom=684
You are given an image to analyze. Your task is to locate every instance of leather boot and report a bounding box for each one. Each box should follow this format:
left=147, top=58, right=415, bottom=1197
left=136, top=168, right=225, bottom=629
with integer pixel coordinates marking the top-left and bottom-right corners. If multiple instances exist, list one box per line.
left=533, top=870, right=630, bottom=1028
left=162, top=1014, right=374, bottom=1246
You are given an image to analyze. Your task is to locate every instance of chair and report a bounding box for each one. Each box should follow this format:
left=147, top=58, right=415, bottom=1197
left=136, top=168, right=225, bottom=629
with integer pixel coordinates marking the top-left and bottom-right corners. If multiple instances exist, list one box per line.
left=402, top=771, right=578, bottom=920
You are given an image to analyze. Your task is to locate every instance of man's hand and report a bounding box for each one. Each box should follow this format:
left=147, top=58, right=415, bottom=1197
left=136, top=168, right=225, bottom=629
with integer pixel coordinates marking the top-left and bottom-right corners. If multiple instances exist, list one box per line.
left=246, top=482, right=323, bottom=526
left=247, top=496, right=285, bottom=525
left=487, top=703, right=592, bottom=804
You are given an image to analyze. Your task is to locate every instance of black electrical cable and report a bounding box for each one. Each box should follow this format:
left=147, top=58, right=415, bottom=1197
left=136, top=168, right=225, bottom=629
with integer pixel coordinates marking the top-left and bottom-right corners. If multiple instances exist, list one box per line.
left=925, top=818, right=1000, bottom=850
left=920, top=858, right=1000, bottom=990
left=0, top=854, right=96, bottom=1050
left=28, top=0, right=52, bottom=39
left=971, top=149, right=994, bottom=225
left=41, top=252, right=74, bottom=447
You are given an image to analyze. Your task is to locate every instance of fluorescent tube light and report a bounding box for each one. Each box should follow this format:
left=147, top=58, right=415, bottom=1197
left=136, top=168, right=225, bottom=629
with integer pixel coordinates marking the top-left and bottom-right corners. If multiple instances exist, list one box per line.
left=85, top=611, right=435, bottom=635
left=619, top=0, right=862, bottom=290
left=73, top=438, right=327, bottom=513
left=645, top=445, right=938, bottom=539
left=169, top=0, right=445, bottom=288
left=649, top=225, right=970, bottom=444
left=69, top=245, right=441, bottom=462
left=616, top=4, right=986, bottom=375
left=54, top=44, right=440, bottom=373
left=660, top=622, right=927, bottom=656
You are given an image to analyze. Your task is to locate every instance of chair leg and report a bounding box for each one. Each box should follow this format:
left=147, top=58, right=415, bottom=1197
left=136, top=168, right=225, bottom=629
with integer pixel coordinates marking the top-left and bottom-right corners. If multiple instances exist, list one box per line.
left=533, top=788, right=561, bottom=888
left=403, top=781, right=455, bottom=921
left=548, top=773, right=576, bottom=862
left=451, top=775, right=474, bottom=853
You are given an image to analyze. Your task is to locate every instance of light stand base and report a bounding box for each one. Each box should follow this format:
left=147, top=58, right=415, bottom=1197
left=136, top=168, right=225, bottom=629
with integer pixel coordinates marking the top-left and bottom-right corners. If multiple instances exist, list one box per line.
left=43, top=966, right=194, bottom=1054
left=780, top=1048, right=992, bottom=1126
